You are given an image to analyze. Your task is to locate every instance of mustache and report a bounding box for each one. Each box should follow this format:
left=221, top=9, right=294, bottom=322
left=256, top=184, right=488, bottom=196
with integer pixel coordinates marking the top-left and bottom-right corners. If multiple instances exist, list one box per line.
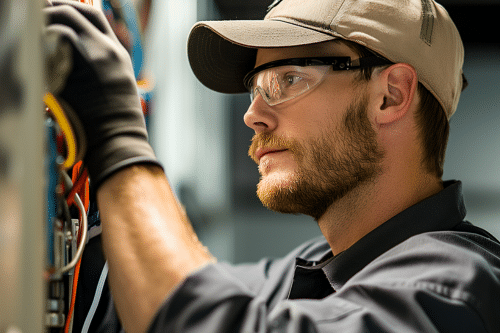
left=248, top=133, right=300, bottom=164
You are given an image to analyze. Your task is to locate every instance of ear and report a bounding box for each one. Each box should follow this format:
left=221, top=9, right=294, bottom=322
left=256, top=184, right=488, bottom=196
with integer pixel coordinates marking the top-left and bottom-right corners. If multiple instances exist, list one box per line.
left=374, top=63, right=418, bottom=125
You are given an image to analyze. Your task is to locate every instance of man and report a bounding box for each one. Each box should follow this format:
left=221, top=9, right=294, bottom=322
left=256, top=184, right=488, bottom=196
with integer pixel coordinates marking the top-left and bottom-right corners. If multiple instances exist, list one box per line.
left=44, top=0, right=500, bottom=332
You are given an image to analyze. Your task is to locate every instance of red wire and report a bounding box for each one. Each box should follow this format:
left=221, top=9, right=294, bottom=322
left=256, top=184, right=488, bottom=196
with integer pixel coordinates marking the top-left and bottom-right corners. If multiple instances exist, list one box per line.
left=66, top=166, right=89, bottom=210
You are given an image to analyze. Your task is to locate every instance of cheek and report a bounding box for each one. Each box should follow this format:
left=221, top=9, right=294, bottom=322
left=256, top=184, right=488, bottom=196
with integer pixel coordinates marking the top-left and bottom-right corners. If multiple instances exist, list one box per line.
left=276, top=77, right=358, bottom=139
left=310, top=82, right=354, bottom=126
left=289, top=94, right=349, bottom=137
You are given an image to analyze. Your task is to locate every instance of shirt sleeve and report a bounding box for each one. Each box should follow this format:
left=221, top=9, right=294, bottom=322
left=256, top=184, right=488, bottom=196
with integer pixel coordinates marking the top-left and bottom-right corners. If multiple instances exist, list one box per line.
left=147, top=233, right=500, bottom=333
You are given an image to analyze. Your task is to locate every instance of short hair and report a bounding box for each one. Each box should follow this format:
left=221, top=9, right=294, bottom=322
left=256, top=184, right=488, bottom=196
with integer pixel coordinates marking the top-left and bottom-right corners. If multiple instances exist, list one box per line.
left=340, top=40, right=449, bottom=178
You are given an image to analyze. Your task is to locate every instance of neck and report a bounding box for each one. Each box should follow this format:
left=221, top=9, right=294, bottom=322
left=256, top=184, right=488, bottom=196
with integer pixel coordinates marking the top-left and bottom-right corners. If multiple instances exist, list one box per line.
left=317, top=167, right=443, bottom=255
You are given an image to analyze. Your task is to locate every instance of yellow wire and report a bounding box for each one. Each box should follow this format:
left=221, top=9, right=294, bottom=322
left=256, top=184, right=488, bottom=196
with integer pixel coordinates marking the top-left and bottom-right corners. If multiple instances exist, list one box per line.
left=44, top=93, right=78, bottom=169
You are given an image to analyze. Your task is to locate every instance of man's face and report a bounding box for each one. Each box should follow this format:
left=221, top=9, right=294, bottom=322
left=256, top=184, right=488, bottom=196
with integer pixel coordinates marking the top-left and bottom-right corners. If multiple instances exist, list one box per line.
left=245, top=41, right=384, bottom=220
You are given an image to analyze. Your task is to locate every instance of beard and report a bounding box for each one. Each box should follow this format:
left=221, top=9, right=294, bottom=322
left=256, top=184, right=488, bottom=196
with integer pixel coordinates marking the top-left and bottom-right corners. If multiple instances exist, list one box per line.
left=248, top=93, right=384, bottom=220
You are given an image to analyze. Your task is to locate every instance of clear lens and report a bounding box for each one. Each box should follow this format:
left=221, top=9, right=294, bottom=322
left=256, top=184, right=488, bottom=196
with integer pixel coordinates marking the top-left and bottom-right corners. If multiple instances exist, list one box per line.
left=249, top=65, right=331, bottom=106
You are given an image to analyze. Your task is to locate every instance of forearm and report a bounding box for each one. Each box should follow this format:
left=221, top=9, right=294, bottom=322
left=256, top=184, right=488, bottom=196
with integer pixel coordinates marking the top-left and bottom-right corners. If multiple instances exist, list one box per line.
left=97, top=164, right=214, bottom=333
left=44, top=5, right=214, bottom=331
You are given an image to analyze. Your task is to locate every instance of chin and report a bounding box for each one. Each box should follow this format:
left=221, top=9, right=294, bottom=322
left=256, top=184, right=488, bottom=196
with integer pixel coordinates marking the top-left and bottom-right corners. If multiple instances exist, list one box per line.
left=256, top=170, right=352, bottom=220
left=257, top=173, right=299, bottom=207
left=256, top=172, right=324, bottom=217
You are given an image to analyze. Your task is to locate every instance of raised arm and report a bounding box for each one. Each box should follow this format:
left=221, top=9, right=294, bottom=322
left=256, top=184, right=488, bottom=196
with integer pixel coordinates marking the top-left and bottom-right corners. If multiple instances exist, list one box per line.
left=98, top=165, right=212, bottom=332
left=44, top=2, right=212, bottom=331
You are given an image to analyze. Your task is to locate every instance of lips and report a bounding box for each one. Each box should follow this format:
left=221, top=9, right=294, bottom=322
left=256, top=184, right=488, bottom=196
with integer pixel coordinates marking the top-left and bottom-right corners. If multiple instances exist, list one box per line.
left=255, top=147, right=288, bottom=161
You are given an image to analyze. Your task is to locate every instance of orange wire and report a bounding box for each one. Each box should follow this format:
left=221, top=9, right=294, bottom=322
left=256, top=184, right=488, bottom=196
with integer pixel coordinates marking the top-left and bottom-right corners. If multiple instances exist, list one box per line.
left=64, top=257, right=82, bottom=333
left=62, top=3, right=95, bottom=331
left=67, top=162, right=89, bottom=211
left=64, top=161, right=89, bottom=333
left=71, top=161, right=81, bottom=183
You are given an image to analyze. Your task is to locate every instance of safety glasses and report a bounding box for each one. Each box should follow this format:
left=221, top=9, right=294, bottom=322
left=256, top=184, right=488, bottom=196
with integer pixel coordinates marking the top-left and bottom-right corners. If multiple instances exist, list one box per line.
left=243, top=56, right=392, bottom=106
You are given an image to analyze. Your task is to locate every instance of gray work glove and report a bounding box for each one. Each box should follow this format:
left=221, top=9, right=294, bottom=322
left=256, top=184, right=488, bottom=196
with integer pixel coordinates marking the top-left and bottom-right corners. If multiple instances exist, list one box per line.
left=44, top=0, right=161, bottom=190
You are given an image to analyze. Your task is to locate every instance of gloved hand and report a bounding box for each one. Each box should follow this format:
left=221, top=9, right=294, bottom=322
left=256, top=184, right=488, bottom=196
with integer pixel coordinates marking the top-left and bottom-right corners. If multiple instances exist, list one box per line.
left=44, top=0, right=161, bottom=190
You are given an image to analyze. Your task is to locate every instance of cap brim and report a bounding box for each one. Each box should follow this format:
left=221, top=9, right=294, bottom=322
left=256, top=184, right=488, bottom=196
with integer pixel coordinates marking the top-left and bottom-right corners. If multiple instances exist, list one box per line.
left=187, top=19, right=337, bottom=94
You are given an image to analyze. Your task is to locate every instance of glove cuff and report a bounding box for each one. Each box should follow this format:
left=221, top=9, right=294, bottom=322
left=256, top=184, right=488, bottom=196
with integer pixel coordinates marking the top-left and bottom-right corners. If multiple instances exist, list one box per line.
left=86, top=137, right=163, bottom=191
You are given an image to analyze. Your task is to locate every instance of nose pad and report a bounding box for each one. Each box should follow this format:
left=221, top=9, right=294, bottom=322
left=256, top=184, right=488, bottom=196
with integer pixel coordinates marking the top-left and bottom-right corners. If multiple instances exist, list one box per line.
left=251, top=86, right=269, bottom=106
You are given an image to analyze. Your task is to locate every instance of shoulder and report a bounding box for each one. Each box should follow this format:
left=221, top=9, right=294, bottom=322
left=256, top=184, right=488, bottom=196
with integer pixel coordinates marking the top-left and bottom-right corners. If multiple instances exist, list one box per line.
left=340, top=227, right=500, bottom=331
left=383, top=226, right=500, bottom=272
left=359, top=227, right=500, bottom=286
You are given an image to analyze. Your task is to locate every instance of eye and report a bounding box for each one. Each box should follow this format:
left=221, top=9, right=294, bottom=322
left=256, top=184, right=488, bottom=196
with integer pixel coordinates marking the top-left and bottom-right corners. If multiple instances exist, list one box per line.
left=283, top=73, right=304, bottom=87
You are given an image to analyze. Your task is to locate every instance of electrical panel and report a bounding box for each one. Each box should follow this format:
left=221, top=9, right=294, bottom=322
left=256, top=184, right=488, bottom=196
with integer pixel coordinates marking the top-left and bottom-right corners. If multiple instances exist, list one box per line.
left=0, top=0, right=45, bottom=332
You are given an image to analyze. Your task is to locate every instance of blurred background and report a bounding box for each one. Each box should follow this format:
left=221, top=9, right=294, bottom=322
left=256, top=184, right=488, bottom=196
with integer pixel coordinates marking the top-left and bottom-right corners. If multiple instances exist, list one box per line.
left=0, top=0, right=498, bottom=331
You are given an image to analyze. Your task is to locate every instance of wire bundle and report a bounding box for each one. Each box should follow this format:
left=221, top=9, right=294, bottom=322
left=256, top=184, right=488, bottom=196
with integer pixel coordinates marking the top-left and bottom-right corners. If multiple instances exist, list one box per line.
left=44, top=92, right=89, bottom=333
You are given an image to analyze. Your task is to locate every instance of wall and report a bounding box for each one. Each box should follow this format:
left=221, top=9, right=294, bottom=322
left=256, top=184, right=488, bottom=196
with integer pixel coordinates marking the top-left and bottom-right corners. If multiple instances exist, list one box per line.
left=443, top=45, right=500, bottom=236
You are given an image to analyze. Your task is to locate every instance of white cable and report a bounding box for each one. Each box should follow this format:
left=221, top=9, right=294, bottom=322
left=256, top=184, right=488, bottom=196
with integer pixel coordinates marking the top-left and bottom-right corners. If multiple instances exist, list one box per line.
left=55, top=193, right=88, bottom=275
left=81, top=261, right=109, bottom=333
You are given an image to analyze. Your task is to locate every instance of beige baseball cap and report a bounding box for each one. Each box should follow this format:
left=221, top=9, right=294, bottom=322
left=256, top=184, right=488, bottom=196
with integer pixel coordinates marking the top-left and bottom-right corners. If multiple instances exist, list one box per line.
left=187, top=0, right=466, bottom=118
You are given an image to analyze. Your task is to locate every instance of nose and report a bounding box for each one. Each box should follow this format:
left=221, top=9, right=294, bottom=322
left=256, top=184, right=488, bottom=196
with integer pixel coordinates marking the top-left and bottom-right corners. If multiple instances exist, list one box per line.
left=243, top=94, right=278, bottom=133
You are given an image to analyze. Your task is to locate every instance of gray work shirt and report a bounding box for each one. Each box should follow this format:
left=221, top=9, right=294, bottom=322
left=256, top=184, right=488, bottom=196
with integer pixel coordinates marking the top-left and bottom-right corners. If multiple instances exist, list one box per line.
left=148, top=181, right=500, bottom=332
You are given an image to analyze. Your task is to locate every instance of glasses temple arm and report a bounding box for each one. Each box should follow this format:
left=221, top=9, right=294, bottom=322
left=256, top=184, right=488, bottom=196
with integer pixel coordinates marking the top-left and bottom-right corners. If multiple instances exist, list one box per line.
left=351, top=56, right=394, bottom=69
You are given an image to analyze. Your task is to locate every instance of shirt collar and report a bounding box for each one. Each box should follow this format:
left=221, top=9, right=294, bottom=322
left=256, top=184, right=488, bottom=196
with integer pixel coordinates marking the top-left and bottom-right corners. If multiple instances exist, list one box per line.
left=289, top=180, right=466, bottom=298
